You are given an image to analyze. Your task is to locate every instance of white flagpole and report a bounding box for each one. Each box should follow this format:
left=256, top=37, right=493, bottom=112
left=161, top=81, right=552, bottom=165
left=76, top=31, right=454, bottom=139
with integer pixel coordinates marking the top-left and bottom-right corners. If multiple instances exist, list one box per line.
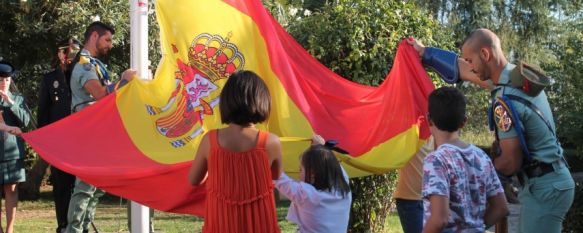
left=129, top=0, right=150, bottom=232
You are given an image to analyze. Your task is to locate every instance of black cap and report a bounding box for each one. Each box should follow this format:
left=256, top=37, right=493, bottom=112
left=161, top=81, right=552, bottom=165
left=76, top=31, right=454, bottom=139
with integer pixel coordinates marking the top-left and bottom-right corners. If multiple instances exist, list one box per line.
left=0, top=61, right=15, bottom=77
left=57, top=37, right=81, bottom=49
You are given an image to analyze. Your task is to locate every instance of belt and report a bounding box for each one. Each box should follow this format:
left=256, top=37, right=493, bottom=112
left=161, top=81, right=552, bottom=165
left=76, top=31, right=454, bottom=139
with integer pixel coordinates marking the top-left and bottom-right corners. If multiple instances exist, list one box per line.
left=522, top=159, right=565, bottom=179
left=72, top=100, right=95, bottom=113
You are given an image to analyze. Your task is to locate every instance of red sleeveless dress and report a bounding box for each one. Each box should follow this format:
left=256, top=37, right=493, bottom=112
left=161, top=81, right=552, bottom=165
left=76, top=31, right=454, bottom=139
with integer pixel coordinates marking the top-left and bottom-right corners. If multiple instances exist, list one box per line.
left=203, top=129, right=280, bottom=233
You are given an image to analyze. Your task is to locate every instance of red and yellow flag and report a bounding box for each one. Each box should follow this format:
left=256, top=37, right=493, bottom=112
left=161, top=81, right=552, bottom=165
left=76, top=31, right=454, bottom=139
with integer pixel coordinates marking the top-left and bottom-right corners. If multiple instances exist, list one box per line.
left=22, top=0, right=433, bottom=216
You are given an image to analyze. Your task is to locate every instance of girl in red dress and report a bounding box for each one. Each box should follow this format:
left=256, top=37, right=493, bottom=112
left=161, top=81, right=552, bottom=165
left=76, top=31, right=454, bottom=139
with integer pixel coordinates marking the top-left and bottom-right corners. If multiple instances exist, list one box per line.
left=189, top=70, right=282, bottom=233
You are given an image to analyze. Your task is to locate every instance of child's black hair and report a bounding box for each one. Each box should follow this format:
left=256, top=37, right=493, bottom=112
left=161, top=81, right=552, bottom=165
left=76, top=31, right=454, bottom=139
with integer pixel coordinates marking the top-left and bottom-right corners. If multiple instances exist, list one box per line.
left=219, top=70, right=271, bottom=126
left=428, top=86, right=467, bottom=132
left=301, top=145, right=350, bottom=197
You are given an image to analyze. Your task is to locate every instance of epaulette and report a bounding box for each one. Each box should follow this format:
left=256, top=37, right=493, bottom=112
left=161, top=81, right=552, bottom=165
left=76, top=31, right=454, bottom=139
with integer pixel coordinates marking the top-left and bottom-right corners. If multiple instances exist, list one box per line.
left=78, top=55, right=94, bottom=71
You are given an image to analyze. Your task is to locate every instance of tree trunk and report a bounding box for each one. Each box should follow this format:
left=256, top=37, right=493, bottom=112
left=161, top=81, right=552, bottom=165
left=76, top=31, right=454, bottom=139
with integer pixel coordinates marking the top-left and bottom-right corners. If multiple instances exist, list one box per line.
left=18, top=157, right=49, bottom=200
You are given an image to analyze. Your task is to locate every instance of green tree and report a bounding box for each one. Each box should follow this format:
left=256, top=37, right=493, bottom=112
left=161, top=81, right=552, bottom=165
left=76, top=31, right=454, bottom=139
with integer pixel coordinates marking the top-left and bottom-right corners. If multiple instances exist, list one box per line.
left=410, top=0, right=583, bottom=146
left=266, top=0, right=454, bottom=231
left=410, top=0, right=567, bottom=58
left=0, top=0, right=161, bottom=199
left=543, top=17, right=583, bottom=171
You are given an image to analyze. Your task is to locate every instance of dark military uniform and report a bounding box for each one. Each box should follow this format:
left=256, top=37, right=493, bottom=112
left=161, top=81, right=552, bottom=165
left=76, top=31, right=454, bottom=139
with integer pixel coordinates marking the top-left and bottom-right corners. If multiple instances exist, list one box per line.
left=38, top=67, right=71, bottom=127
left=38, top=67, right=76, bottom=233
left=0, top=92, right=30, bottom=183
left=0, top=62, right=30, bottom=177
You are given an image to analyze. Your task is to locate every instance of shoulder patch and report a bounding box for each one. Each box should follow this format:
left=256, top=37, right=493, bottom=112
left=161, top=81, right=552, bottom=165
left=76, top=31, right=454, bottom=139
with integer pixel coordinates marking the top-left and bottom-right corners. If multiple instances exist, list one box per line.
left=493, top=99, right=513, bottom=132
left=79, top=55, right=90, bottom=64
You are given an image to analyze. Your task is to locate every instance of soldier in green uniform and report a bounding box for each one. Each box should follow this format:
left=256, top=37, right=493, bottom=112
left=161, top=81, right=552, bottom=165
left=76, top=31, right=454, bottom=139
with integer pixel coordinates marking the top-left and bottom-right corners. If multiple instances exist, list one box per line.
left=461, top=29, right=574, bottom=233
left=408, top=29, right=575, bottom=233
left=0, top=61, right=31, bottom=233
left=65, top=21, right=135, bottom=233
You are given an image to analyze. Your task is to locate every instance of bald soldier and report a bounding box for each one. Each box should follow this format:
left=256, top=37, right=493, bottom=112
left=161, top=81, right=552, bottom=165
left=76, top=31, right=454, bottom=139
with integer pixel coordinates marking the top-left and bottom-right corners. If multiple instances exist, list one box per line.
left=408, top=29, right=574, bottom=233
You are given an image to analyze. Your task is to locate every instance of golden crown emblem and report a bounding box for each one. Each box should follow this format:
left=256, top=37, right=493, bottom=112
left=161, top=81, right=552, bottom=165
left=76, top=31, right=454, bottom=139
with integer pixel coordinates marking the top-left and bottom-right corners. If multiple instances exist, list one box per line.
left=188, top=32, right=245, bottom=81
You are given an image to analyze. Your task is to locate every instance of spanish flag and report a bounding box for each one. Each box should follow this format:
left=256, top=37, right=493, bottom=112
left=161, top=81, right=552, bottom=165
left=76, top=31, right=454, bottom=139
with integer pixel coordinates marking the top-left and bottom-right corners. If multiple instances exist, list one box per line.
left=22, top=0, right=433, bottom=215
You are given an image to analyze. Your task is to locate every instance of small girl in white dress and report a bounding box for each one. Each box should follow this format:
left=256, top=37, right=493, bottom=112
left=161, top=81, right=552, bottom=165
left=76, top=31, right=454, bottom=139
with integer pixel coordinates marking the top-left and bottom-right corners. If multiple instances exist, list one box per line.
left=275, top=135, right=352, bottom=233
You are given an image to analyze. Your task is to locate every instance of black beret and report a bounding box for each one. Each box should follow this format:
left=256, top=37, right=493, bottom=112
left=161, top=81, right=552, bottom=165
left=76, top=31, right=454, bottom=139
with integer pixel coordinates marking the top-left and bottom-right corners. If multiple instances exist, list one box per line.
left=0, top=61, right=15, bottom=77
left=57, top=37, right=81, bottom=48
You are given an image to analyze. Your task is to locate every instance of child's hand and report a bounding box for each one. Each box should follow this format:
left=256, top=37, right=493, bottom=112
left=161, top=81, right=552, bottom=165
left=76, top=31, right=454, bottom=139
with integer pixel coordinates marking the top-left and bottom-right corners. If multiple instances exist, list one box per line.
left=311, top=135, right=325, bottom=145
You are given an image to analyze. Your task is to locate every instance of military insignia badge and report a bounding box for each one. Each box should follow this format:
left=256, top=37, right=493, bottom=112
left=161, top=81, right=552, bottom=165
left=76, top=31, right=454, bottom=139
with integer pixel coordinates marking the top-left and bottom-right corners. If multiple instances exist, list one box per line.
left=53, top=80, right=59, bottom=88
left=494, top=100, right=513, bottom=132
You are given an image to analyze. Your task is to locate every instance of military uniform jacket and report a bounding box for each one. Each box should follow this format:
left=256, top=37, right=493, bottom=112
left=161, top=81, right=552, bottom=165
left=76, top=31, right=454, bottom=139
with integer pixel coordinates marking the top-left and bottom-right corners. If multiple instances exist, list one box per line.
left=0, top=92, right=31, bottom=161
left=70, top=49, right=109, bottom=112
left=38, top=67, right=71, bottom=128
left=491, top=63, right=563, bottom=164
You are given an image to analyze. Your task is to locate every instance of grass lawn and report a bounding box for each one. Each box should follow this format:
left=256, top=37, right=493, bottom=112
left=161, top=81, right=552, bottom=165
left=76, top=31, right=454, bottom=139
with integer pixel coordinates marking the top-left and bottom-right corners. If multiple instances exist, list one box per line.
left=9, top=186, right=404, bottom=233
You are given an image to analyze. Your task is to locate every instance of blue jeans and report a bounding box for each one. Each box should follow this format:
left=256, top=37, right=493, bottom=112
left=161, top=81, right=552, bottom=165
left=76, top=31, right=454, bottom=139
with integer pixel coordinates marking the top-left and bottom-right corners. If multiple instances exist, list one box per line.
left=395, top=198, right=423, bottom=233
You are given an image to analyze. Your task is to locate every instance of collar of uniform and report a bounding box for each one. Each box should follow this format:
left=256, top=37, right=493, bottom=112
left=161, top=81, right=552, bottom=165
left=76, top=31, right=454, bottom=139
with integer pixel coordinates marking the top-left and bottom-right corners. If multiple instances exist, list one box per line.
left=498, top=63, right=516, bottom=85
left=492, top=63, right=516, bottom=94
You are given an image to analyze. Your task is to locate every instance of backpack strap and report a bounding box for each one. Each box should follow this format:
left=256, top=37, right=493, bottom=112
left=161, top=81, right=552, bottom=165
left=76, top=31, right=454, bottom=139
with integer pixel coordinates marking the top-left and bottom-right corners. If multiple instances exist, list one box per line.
left=504, top=94, right=563, bottom=161
left=504, top=94, right=556, bottom=137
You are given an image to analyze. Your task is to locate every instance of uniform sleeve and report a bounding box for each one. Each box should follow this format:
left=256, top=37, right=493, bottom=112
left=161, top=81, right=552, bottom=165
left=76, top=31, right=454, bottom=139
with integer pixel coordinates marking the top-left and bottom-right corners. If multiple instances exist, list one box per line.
left=37, top=75, right=50, bottom=128
left=422, top=154, right=449, bottom=198
left=495, top=99, right=520, bottom=139
left=274, top=172, right=320, bottom=205
left=74, top=64, right=99, bottom=88
left=497, top=124, right=518, bottom=139
left=8, top=95, right=31, bottom=128
left=485, top=160, right=504, bottom=197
